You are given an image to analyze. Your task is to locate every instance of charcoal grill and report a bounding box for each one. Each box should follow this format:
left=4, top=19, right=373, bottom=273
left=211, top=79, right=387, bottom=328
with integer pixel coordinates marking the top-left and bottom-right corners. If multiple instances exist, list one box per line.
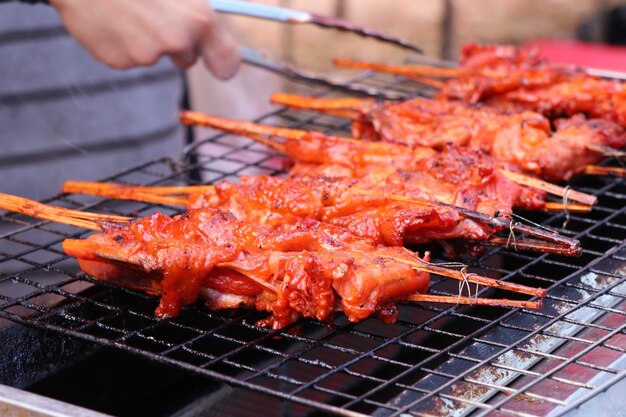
left=1, top=71, right=625, bottom=417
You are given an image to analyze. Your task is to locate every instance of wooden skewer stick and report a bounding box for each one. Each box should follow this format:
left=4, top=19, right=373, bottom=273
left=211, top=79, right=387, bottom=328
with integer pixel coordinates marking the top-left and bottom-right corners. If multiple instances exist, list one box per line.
left=63, top=181, right=215, bottom=196
left=407, top=76, right=446, bottom=88
left=405, top=293, right=543, bottom=309
left=487, top=237, right=580, bottom=257
left=350, top=249, right=547, bottom=298
left=181, top=111, right=307, bottom=141
left=270, top=93, right=365, bottom=118
left=0, top=193, right=130, bottom=231
left=584, top=143, right=626, bottom=158
left=333, top=58, right=464, bottom=78
left=104, top=192, right=187, bottom=207
left=249, top=133, right=287, bottom=154
left=63, top=183, right=190, bottom=205
left=181, top=111, right=419, bottom=155
left=332, top=58, right=506, bottom=78
left=368, top=189, right=591, bottom=214
left=499, top=169, right=597, bottom=206
left=62, top=182, right=189, bottom=206
left=61, top=238, right=143, bottom=268
left=543, top=202, right=592, bottom=213
left=418, top=263, right=547, bottom=298
left=584, top=165, right=626, bottom=177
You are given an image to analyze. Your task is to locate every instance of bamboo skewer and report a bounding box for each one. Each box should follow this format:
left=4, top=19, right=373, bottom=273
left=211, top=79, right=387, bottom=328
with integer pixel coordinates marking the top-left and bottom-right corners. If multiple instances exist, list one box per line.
left=249, top=133, right=287, bottom=154
left=0, top=193, right=130, bottom=231
left=486, top=237, right=578, bottom=256
left=543, top=202, right=591, bottom=213
left=63, top=181, right=189, bottom=204
left=499, top=170, right=597, bottom=206
left=584, top=143, right=626, bottom=158
left=412, top=261, right=547, bottom=298
left=63, top=182, right=216, bottom=196
left=181, top=111, right=418, bottom=155
left=365, top=187, right=591, bottom=214
left=584, top=165, right=626, bottom=177
left=271, top=93, right=364, bottom=118
left=62, top=238, right=144, bottom=267
left=349, top=248, right=547, bottom=298
left=181, top=111, right=307, bottom=141
left=405, top=293, right=542, bottom=309
left=333, top=58, right=466, bottom=78
left=62, top=182, right=190, bottom=206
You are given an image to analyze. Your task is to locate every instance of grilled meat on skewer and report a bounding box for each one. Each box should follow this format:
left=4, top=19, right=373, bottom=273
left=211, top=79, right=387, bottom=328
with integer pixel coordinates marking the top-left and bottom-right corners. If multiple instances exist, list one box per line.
left=66, top=208, right=433, bottom=328
left=181, top=110, right=595, bottom=208
left=334, top=43, right=626, bottom=136
left=0, top=193, right=544, bottom=329
left=271, top=93, right=626, bottom=182
left=65, top=175, right=483, bottom=246
left=179, top=112, right=582, bottom=256
left=441, top=67, right=626, bottom=130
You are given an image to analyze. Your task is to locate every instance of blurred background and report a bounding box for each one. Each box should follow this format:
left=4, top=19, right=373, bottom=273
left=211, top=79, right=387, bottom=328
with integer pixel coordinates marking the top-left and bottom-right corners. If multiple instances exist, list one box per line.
left=189, top=0, right=626, bottom=119
left=4, top=0, right=626, bottom=199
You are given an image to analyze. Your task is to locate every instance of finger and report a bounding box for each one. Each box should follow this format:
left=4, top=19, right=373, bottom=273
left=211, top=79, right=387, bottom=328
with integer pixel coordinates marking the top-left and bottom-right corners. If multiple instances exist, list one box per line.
left=171, top=50, right=199, bottom=70
left=200, top=16, right=241, bottom=80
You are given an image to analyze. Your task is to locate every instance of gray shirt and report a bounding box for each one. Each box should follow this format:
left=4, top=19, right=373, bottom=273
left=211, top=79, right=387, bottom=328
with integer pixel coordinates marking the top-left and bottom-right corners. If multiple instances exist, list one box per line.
left=0, top=3, right=184, bottom=200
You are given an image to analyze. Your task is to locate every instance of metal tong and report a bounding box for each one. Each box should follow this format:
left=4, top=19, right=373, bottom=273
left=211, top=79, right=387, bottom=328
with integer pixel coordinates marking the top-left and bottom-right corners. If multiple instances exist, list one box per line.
left=211, top=0, right=422, bottom=54
left=211, top=0, right=422, bottom=99
left=238, top=47, right=411, bottom=100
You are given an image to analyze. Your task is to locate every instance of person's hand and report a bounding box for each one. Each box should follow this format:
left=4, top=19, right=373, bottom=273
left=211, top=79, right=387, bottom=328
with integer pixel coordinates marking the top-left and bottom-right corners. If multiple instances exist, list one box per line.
left=49, top=0, right=240, bottom=79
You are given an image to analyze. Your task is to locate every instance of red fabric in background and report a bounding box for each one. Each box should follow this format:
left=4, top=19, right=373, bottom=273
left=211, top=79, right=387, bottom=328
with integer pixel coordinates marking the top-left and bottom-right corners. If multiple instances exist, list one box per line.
left=524, top=39, right=626, bottom=71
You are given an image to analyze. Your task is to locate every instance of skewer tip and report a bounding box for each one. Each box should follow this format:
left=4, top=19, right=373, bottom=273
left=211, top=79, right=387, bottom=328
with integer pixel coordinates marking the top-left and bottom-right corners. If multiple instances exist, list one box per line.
left=584, top=165, right=626, bottom=177
left=179, top=110, right=195, bottom=125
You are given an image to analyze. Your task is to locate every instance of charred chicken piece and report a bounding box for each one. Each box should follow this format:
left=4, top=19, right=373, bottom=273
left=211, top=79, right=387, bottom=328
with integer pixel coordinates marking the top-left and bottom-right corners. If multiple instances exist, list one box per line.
left=178, top=112, right=582, bottom=256
left=0, top=193, right=545, bottom=329
left=271, top=93, right=626, bottom=182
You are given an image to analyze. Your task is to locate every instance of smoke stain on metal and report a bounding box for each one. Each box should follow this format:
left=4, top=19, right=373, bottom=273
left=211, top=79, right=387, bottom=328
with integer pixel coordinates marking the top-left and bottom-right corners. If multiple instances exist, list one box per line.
left=390, top=267, right=626, bottom=416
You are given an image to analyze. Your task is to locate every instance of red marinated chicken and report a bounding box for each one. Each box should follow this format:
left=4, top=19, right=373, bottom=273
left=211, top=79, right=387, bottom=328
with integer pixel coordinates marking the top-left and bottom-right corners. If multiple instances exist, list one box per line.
left=189, top=175, right=461, bottom=247
left=440, top=43, right=626, bottom=130
left=175, top=111, right=581, bottom=256
left=458, top=43, right=543, bottom=72
left=272, top=93, right=626, bottom=181
left=281, top=132, right=547, bottom=213
left=63, top=208, right=431, bottom=328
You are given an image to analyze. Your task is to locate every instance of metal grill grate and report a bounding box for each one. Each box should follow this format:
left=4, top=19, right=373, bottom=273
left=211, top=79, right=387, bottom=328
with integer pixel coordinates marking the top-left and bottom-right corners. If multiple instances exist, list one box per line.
left=1, top=72, right=625, bottom=417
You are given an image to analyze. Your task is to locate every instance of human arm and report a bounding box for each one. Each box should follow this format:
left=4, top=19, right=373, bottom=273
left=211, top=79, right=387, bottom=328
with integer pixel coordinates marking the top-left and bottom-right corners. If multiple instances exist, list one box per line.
left=43, top=0, right=240, bottom=78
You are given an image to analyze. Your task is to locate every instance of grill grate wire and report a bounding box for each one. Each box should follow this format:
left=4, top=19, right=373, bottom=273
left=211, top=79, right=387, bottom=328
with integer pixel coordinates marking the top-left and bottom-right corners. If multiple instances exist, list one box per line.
left=0, top=72, right=625, bottom=417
